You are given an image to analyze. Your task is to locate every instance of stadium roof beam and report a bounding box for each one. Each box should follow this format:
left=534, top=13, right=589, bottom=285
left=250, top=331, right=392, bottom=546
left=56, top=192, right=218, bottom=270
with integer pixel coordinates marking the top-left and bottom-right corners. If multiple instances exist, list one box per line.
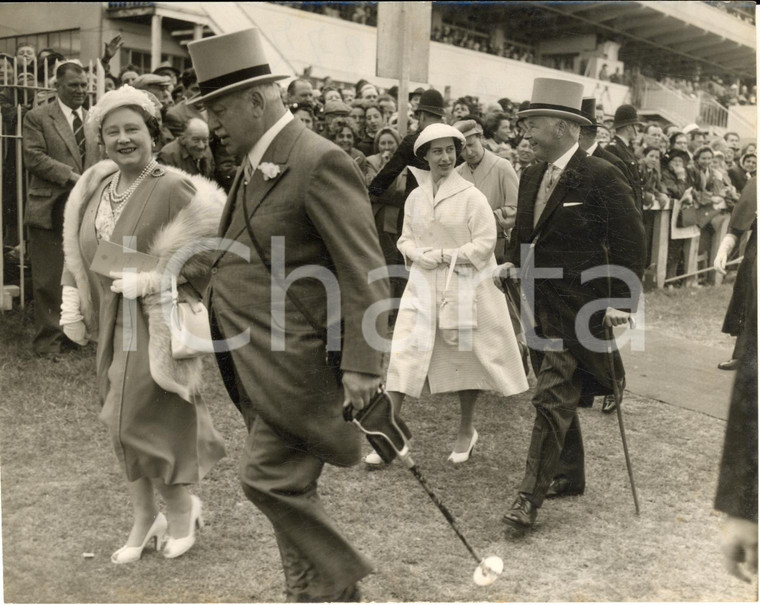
left=671, top=37, right=733, bottom=55
left=624, top=19, right=684, bottom=40
left=646, top=29, right=701, bottom=46
left=536, top=1, right=755, bottom=79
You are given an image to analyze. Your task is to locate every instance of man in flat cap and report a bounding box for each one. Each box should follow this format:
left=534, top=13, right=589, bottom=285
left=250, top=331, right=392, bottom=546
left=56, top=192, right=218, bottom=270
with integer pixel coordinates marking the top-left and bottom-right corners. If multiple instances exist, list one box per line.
left=188, top=28, right=388, bottom=601
left=494, top=78, right=646, bottom=530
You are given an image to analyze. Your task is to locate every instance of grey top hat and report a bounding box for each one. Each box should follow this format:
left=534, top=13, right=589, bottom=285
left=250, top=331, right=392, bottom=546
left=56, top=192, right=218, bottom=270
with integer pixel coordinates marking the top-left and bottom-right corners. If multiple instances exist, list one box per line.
left=516, top=78, right=591, bottom=125
left=187, top=28, right=289, bottom=105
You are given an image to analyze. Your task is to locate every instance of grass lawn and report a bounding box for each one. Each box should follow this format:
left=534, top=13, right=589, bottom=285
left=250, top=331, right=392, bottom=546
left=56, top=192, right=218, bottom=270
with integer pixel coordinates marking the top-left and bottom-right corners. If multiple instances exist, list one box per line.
left=1, top=282, right=756, bottom=602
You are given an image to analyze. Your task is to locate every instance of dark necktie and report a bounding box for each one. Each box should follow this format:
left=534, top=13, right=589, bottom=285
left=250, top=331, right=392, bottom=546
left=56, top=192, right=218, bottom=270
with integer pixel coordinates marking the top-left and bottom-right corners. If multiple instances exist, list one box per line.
left=72, top=112, right=85, bottom=163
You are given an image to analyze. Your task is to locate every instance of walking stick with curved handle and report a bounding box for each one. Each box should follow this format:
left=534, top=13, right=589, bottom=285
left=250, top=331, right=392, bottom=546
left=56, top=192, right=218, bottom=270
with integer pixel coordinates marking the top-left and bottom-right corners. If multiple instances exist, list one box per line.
left=605, top=322, right=641, bottom=515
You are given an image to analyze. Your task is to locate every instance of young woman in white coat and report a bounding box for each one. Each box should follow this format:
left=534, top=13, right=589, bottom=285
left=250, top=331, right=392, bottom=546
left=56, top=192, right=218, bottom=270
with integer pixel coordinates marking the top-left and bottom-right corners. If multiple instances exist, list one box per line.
left=366, top=124, right=528, bottom=466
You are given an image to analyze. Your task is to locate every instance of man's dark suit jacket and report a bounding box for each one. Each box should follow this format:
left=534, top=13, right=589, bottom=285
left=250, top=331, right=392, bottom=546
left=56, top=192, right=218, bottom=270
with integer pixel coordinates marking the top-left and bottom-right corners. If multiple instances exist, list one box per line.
left=506, top=147, right=646, bottom=396
left=592, top=144, right=629, bottom=183
left=157, top=138, right=215, bottom=180
left=605, top=135, right=644, bottom=213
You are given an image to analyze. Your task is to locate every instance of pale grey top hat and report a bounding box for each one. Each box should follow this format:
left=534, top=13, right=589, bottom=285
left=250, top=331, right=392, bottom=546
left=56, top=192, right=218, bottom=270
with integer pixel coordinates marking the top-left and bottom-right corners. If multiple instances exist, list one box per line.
left=187, top=28, right=289, bottom=105
left=516, top=77, right=591, bottom=125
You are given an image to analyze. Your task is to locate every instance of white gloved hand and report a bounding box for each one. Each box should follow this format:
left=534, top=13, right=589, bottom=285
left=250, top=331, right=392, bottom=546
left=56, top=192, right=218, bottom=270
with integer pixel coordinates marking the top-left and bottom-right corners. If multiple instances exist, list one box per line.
left=110, top=270, right=161, bottom=299
left=63, top=320, right=88, bottom=345
left=406, top=247, right=438, bottom=270
left=714, top=234, right=738, bottom=275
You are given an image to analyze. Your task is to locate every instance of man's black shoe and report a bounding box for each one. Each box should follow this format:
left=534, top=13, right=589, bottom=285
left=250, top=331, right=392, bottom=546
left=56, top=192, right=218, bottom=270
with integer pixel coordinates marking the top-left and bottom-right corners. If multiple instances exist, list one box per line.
left=502, top=494, right=537, bottom=529
left=601, top=394, right=618, bottom=414
left=546, top=476, right=585, bottom=499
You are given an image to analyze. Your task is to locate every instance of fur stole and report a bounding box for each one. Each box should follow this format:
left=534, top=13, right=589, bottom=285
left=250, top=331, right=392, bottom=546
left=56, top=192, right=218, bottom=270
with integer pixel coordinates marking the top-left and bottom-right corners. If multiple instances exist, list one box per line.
left=62, top=159, right=227, bottom=402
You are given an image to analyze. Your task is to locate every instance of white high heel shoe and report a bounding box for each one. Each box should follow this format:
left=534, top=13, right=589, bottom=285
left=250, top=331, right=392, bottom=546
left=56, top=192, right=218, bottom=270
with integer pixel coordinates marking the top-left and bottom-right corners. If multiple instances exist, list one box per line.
left=111, top=512, right=167, bottom=564
left=448, top=429, right=478, bottom=464
left=163, top=495, right=203, bottom=559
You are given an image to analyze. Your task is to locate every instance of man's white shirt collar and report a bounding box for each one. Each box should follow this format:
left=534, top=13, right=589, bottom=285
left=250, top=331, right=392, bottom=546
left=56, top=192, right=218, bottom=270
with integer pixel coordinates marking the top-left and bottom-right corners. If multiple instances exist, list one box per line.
left=551, top=142, right=579, bottom=172
left=586, top=141, right=599, bottom=156
left=57, top=97, right=83, bottom=130
left=247, top=111, right=293, bottom=172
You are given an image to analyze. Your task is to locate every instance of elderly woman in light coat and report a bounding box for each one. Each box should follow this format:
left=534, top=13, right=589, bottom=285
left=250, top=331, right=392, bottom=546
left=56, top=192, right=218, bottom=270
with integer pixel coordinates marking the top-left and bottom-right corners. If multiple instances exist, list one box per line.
left=367, top=124, right=528, bottom=466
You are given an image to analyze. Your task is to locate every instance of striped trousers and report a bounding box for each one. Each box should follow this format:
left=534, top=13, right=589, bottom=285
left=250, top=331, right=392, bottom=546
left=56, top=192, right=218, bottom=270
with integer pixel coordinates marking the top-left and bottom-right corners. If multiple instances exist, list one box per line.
left=518, top=348, right=585, bottom=507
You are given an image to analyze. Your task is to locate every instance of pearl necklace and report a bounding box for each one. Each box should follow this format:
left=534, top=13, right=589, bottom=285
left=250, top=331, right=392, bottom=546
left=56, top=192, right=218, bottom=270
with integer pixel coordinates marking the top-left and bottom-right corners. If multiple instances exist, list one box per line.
left=109, top=159, right=158, bottom=206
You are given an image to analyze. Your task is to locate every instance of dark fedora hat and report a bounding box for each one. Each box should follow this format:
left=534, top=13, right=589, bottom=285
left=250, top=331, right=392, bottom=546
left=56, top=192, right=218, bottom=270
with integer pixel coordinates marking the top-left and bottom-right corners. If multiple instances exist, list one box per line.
left=612, top=104, right=642, bottom=130
left=580, top=97, right=599, bottom=127
left=409, top=86, right=425, bottom=101
left=416, top=88, right=445, bottom=117
left=664, top=148, right=690, bottom=165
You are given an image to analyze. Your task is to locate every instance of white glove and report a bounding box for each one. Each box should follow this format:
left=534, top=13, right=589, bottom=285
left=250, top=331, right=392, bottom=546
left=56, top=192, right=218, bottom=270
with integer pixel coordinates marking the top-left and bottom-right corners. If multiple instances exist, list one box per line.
left=714, top=234, right=738, bottom=275
left=63, top=321, right=88, bottom=345
left=406, top=247, right=439, bottom=270
left=110, top=270, right=161, bottom=299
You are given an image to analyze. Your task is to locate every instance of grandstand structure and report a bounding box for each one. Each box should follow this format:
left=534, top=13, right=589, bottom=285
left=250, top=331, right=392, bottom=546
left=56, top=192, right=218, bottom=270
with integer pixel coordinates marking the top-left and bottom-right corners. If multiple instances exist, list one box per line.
left=0, top=1, right=756, bottom=135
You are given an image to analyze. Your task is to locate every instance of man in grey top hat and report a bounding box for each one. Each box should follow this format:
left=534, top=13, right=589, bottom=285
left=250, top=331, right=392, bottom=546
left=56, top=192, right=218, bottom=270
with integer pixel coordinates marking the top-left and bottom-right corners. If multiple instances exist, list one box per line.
left=188, top=28, right=389, bottom=602
left=494, top=78, right=645, bottom=530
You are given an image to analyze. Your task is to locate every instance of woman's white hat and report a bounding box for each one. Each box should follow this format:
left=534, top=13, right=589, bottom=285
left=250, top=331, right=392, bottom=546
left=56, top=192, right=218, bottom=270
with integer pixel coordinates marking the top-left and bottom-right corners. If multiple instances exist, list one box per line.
left=86, top=85, right=161, bottom=136
left=187, top=28, right=288, bottom=106
left=516, top=77, right=591, bottom=125
left=413, top=123, right=466, bottom=158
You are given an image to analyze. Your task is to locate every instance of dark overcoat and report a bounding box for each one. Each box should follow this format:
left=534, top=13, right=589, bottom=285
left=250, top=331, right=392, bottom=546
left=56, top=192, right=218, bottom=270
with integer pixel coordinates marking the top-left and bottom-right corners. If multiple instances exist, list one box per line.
left=506, top=148, right=646, bottom=396
left=208, top=118, right=389, bottom=466
left=606, top=135, right=644, bottom=214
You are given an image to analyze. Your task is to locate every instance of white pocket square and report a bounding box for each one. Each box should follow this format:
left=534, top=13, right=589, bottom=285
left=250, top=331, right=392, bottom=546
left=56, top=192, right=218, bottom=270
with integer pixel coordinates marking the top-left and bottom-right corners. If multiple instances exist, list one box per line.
left=563, top=202, right=583, bottom=207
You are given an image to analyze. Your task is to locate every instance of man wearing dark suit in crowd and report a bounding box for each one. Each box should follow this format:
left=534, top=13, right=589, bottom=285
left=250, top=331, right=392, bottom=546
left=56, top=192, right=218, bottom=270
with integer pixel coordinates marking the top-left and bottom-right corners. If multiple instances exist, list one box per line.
left=157, top=117, right=215, bottom=179
left=606, top=104, right=645, bottom=213
left=577, top=97, right=640, bottom=413
left=22, top=61, right=97, bottom=356
left=188, top=29, right=389, bottom=601
left=494, top=78, right=646, bottom=529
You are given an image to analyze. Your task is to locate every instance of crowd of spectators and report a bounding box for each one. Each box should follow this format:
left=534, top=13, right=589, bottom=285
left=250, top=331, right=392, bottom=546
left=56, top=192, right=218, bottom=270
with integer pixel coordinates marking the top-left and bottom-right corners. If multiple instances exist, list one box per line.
left=1, top=37, right=756, bottom=290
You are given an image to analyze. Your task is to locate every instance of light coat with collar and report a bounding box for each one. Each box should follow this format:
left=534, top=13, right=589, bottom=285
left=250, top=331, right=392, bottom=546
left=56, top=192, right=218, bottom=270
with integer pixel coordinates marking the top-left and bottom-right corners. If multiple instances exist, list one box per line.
left=386, top=167, right=528, bottom=398
left=457, top=148, right=519, bottom=261
left=22, top=99, right=99, bottom=229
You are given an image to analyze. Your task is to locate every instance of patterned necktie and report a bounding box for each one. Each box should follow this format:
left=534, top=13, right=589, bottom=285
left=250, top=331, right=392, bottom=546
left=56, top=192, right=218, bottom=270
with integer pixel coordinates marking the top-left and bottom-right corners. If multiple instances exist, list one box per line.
left=533, top=164, right=561, bottom=227
left=72, top=111, right=85, bottom=163
left=243, top=156, right=254, bottom=186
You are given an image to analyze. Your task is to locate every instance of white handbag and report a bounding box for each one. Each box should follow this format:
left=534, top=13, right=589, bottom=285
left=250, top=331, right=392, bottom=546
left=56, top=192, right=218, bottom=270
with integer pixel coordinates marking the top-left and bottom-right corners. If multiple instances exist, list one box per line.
left=438, top=250, right=477, bottom=345
left=169, top=276, right=215, bottom=359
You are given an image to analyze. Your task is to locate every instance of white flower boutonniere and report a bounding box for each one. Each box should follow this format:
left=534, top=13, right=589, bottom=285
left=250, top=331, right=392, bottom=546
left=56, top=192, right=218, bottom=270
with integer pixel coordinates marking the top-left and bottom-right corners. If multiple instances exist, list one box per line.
left=259, top=162, right=281, bottom=181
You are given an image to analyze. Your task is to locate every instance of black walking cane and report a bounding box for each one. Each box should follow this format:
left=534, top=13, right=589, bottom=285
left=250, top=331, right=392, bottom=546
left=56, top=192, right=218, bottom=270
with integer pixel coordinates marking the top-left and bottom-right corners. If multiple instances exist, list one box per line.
left=344, top=391, right=504, bottom=586
left=604, top=322, right=641, bottom=515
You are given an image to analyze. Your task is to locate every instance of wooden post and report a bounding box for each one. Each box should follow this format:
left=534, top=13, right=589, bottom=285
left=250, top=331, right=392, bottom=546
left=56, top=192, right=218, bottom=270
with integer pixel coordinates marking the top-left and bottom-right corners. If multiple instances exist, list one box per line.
left=150, top=14, right=163, bottom=72
left=682, top=234, right=700, bottom=287
left=710, top=216, right=730, bottom=286
left=397, top=4, right=412, bottom=138
left=651, top=209, right=670, bottom=289
left=193, top=24, right=204, bottom=41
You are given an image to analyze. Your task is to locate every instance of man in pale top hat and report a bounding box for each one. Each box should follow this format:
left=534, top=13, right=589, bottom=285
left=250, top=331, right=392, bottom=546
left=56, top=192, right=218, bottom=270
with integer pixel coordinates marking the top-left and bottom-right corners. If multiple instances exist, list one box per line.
left=187, top=28, right=389, bottom=602
left=494, top=77, right=646, bottom=530
left=605, top=104, right=645, bottom=213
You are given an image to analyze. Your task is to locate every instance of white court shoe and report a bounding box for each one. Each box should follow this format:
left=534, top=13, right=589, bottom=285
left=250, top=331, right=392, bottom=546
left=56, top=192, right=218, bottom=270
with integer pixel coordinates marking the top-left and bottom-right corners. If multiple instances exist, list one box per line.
left=111, top=513, right=167, bottom=564
left=163, top=495, right=203, bottom=559
left=448, top=429, right=478, bottom=464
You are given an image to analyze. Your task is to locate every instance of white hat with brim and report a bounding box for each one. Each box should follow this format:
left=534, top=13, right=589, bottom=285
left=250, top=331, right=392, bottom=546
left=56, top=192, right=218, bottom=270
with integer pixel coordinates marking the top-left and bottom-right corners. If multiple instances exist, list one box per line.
left=187, top=28, right=289, bottom=106
left=516, top=77, right=591, bottom=125
left=413, top=123, right=466, bottom=159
